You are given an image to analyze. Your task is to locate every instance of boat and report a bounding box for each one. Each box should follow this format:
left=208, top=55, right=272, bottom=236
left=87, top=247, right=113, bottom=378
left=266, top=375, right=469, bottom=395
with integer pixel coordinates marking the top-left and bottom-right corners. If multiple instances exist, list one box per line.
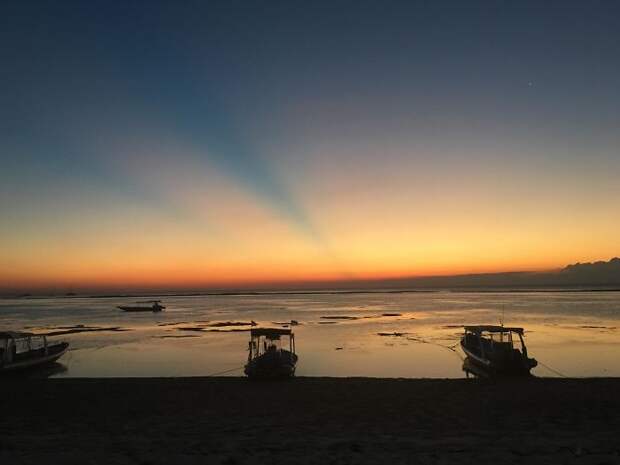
left=1, top=332, right=69, bottom=373
left=461, top=325, right=537, bottom=376
left=244, top=328, right=298, bottom=379
left=118, top=300, right=165, bottom=312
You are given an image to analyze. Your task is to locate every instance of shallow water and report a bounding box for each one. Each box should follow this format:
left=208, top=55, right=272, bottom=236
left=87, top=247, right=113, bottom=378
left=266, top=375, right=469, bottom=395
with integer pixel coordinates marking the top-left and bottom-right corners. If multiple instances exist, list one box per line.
left=1, top=291, right=619, bottom=378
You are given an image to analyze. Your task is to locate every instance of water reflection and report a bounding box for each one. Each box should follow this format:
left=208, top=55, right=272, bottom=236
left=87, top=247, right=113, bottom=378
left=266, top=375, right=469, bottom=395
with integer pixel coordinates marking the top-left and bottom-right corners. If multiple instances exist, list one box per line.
left=2, top=362, right=68, bottom=379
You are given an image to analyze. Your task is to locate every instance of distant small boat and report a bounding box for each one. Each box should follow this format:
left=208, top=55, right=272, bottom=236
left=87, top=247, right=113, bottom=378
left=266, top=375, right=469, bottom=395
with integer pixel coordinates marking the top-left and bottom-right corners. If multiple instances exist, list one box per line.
left=118, top=300, right=165, bottom=312
left=461, top=325, right=537, bottom=376
left=244, top=328, right=298, bottom=379
left=1, top=332, right=69, bottom=372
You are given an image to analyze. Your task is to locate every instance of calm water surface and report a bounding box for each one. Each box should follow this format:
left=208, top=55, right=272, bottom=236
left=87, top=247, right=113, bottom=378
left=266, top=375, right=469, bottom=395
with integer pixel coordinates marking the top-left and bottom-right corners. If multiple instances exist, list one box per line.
left=1, top=291, right=619, bottom=378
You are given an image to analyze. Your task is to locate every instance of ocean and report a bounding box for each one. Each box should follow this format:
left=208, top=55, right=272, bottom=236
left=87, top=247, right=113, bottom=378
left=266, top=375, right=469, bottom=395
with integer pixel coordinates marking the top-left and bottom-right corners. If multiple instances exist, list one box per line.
left=2, top=290, right=619, bottom=378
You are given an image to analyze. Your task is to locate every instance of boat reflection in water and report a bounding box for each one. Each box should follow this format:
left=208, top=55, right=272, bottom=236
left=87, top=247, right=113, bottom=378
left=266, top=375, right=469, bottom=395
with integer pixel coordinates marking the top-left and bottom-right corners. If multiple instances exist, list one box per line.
left=461, top=325, right=537, bottom=377
left=245, top=328, right=298, bottom=379
left=18, top=362, right=68, bottom=379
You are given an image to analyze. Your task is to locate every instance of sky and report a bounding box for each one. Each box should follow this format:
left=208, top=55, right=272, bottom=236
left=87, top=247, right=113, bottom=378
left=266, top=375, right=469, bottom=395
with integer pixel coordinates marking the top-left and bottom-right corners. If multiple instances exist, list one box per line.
left=1, top=1, right=619, bottom=291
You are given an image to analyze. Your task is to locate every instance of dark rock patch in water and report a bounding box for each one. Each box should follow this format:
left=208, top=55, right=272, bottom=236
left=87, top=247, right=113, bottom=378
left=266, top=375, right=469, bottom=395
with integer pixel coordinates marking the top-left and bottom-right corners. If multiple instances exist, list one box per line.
left=176, top=321, right=256, bottom=332
left=206, top=321, right=257, bottom=327
left=321, top=316, right=359, bottom=320
left=40, top=326, right=131, bottom=336
left=271, top=320, right=302, bottom=326
left=204, top=328, right=252, bottom=332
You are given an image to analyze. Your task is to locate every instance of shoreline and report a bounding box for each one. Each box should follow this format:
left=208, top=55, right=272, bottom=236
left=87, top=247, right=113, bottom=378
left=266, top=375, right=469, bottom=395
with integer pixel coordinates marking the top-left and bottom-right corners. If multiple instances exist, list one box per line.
left=3, top=377, right=620, bottom=463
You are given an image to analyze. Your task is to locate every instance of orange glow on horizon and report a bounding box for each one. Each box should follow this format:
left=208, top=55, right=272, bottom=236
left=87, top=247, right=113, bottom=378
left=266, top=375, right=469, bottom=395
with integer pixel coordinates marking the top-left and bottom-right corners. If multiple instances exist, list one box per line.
left=0, top=257, right=602, bottom=292
left=2, top=135, right=619, bottom=292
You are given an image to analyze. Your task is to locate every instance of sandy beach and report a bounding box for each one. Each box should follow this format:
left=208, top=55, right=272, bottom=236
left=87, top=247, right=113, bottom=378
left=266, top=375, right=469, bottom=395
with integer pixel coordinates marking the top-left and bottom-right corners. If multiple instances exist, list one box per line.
left=2, top=376, right=620, bottom=464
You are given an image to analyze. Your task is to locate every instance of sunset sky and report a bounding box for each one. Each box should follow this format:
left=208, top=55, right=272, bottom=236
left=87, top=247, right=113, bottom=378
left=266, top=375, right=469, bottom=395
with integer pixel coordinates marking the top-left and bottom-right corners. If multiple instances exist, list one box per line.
left=1, top=2, right=619, bottom=291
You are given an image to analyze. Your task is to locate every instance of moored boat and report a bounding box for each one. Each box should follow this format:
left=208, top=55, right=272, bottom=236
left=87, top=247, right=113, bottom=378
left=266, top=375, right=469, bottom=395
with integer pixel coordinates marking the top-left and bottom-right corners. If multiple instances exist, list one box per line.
left=244, top=328, right=298, bottom=379
left=461, top=325, right=537, bottom=376
left=1, top=332, right=69, bottom=373
left=118, top=300, right=165, bottom=312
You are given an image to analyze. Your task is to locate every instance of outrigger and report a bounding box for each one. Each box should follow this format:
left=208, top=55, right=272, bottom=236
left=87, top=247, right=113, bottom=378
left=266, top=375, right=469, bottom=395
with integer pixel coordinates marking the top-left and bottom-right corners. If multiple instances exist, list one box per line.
left=1, top=332, right=69, bottom=373
left=244, top=328, right=298, bottom=379
left=461, top=325, right=537, bottom=376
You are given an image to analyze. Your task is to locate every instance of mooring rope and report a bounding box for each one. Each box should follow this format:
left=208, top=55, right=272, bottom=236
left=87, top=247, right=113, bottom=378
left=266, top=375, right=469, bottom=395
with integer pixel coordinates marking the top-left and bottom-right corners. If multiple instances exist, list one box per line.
left=406, top=336, right=465, bottom=361
left=536, top=360, right=570, bottom=378
left=204, top=365, right=245, bottom=377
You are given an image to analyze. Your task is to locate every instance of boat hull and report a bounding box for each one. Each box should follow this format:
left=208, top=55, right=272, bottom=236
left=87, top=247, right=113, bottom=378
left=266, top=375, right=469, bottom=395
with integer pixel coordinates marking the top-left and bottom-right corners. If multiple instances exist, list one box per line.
left=462, top=356, right=493, bottom=378
left=460, top=340, right=536, bottom=376
left=1, top=342, right=69, bottom=372
left=244, top=350, right=298, bottom=379
left=118, top=306, right=164, bottom=312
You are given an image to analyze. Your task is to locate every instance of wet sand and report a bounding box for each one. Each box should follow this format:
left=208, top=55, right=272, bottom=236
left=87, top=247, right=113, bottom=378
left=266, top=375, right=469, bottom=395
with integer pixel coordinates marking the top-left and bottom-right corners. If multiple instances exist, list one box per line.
left=2, top=377, right=620, bottom=464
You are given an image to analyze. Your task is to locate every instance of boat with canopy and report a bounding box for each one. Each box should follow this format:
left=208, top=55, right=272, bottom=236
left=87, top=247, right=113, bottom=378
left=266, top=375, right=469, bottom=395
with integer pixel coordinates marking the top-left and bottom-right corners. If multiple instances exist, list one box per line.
left=244, top=328, right=298, bottom=379
left=461, top=325, right=537, bottom=376
left=1, top=332, right=69, bottom=372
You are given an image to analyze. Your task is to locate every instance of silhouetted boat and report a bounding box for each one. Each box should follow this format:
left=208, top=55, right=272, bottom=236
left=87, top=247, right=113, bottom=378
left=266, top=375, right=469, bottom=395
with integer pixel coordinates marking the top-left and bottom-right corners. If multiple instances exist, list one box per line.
left=1, top=332, right=69, bottom=372
left=118, top=300, right=165, bottom=312
left=461, top=325, right=537, bottom=376
left=244, top=328, right=297, bottom=379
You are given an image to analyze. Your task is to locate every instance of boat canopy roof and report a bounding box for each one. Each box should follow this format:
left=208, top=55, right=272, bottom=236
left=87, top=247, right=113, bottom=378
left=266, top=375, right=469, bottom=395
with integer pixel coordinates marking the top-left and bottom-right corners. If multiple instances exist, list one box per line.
left=250, top=328, right=292, bottom=339
left=464, top=325, right=524, bottom=334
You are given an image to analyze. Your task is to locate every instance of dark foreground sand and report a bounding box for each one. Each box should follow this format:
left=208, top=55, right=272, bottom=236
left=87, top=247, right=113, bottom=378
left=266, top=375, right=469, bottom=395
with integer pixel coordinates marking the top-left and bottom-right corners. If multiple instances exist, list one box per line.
left=2, top=376, right=620, bottom=464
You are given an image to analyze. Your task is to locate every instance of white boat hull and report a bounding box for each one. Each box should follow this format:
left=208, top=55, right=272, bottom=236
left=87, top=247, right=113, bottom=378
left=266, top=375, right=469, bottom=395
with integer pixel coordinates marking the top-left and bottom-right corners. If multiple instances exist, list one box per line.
left=460, top=341, right=492, bottom=368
